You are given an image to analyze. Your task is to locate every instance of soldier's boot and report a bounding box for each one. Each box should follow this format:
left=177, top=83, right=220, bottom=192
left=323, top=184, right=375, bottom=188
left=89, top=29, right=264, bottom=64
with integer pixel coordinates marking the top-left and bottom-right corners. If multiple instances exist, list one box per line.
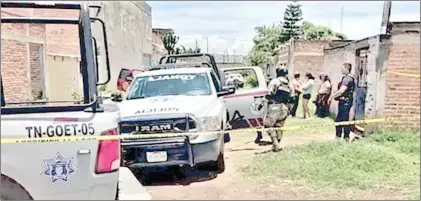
left=273, top=122, right=284, bottom=144
left=276, top=130, right=283, bottom=144
left=271, top=137, right=282, bottom=152
left=269, top=129, right=282, bottom=152
left=254, top=131, right=263, bottom=144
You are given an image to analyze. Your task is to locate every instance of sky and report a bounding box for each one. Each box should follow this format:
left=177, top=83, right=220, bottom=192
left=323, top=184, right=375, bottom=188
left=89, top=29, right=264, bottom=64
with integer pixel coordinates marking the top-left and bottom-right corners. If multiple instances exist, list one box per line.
left=147, top=1, right=420, bottom=55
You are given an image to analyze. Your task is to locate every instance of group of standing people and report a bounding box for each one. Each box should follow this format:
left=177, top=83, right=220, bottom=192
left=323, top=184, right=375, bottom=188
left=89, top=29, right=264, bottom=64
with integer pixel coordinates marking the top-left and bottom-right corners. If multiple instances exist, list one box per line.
left=290, top=71, right=332, bottom=119
left=258, top=63, right=356, bottom=152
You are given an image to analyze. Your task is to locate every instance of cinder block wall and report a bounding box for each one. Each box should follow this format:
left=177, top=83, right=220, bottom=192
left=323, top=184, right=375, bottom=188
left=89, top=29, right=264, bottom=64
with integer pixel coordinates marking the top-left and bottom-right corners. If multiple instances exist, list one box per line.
left=88, top=1, right=152, bottom=91
left=322, top=36, right=382, bottom=120
left=322, top=43, right=357, bottom=116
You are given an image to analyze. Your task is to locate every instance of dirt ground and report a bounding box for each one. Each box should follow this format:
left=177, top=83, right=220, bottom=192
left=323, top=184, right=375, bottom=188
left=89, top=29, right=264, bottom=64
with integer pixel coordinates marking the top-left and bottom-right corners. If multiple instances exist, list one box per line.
left=142, top=126, right=335, bottom=200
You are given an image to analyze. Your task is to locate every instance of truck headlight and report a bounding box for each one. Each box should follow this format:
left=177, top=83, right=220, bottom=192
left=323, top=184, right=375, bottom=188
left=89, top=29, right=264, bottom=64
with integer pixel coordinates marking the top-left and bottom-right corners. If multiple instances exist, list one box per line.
left=196, top=116, right=220, bottom=132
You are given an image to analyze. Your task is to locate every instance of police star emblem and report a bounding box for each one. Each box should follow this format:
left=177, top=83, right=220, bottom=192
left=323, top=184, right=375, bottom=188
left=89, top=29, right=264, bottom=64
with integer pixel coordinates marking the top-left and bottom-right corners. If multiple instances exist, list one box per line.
left=41, top=152, right=77, bottom=183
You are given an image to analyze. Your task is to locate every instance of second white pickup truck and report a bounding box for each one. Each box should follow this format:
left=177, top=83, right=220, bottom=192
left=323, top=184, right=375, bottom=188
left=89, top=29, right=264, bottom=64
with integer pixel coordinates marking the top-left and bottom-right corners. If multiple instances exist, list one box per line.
left=116, top=66, right=233, bottom=174
left=112, top=59, right=268, bottom=177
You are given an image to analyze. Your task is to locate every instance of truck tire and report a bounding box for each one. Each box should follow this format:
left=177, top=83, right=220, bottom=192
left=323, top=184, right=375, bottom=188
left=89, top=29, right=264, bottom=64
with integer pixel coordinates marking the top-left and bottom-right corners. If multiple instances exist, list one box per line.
left=174, top=165, right=195, bottom=178
left=210, top=152, right=225, bottom=174
left=200, top=140, right=226, bottom=174
left=1, top=175, right=33, bottom=200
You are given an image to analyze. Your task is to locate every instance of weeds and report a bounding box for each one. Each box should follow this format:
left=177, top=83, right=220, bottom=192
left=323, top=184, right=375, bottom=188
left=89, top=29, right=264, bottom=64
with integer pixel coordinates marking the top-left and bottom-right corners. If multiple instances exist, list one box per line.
left=241, top=129, right=420, bottom=198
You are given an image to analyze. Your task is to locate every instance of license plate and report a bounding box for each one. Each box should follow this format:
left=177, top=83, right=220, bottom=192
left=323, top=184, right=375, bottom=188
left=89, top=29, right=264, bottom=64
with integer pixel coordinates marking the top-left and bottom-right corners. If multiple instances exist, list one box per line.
left=146, top=151, right=167, bottom=163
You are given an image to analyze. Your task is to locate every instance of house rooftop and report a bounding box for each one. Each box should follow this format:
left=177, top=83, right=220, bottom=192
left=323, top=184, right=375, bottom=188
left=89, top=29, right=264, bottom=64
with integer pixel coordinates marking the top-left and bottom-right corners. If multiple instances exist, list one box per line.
left=152, top=28, right=174, bottom=34
left=390, top=21, right=420, bottom=34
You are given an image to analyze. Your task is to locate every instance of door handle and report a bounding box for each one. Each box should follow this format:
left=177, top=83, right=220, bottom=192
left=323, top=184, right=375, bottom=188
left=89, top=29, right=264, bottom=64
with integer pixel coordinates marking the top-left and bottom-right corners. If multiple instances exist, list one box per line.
left=78, top=149, right=91, bottom=155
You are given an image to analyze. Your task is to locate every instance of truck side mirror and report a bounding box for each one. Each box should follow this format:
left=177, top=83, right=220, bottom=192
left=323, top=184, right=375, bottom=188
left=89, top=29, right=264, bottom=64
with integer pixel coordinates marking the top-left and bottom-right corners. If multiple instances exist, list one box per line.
left=217, top=86, right=236, bottom=97
left=125, top=76, right=133, bottom=82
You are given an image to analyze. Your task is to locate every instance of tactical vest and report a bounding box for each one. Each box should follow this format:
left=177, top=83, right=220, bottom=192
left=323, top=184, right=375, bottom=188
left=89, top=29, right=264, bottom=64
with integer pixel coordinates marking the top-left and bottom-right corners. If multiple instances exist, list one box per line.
left=339, top=74, right=355, bottom=103
left=273, top=77, right=291, bottom=104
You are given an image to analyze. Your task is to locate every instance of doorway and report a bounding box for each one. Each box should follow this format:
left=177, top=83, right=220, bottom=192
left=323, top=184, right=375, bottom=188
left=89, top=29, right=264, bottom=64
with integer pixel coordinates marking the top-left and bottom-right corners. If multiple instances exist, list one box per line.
left=354, top=48, right=369, bottom=131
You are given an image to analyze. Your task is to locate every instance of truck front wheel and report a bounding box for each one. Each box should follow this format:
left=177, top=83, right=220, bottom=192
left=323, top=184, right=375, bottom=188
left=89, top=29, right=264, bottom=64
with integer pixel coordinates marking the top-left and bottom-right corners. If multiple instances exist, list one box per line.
left=1, top=175, right=33, bottom=200
left=210, top=152, right=225, bottom=174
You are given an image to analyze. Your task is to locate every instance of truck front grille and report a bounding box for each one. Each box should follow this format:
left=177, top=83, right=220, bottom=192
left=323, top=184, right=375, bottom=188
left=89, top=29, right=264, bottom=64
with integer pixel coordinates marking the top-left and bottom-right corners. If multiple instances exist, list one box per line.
left=119, top=115, right=196, bottom=135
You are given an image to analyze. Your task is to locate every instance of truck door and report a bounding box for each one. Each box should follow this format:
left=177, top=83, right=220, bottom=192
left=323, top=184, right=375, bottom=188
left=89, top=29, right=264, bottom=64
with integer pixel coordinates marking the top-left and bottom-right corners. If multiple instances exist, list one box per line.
left=221, top=67, right=267, bottom=129
left=117, top=68, right=143, bottom=93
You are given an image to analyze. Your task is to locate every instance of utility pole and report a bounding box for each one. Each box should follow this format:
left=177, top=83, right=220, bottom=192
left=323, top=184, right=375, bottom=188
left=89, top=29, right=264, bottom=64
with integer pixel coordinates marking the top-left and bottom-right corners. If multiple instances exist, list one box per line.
left=380, top=1, right=392, bottom=34
left=223, top=49, right=228, bottom=64
left=206, top=37, right=209, bottom=53
left=339, top=4, right=344, bottom=34
left=195, top=39, right=198, bottom=51
left=233, top=49, right=236, bottom=66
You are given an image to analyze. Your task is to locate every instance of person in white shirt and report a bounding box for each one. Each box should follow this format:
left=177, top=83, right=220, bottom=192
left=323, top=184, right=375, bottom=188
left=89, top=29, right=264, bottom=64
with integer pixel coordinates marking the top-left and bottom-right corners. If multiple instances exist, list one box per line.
left=301, top=73, right=315, bottom=118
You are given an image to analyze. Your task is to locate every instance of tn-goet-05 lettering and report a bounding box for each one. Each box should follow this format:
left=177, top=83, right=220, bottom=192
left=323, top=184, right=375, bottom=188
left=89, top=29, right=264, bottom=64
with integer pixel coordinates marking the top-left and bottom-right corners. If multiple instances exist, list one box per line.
left=25, top=123, right=96, bottom=138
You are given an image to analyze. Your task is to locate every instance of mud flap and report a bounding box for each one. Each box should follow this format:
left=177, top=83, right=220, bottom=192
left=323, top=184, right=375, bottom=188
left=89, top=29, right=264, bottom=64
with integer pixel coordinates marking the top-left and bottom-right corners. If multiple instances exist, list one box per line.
left=118, top=167, right=152, bottom=200
left=224, top=133, right=231, bottom=143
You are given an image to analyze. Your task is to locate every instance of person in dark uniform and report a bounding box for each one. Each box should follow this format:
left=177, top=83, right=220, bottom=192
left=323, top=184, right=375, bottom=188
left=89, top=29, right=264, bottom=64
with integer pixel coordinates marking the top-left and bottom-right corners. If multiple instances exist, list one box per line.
left=328, top=63, right=355, bottom=141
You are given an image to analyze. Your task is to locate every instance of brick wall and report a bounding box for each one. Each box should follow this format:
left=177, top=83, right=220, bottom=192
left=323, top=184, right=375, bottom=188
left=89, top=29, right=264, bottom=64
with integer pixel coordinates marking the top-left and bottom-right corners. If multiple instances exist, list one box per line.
left=291, top=40, right=329, bottom=82
left=1, top=8, right=80, bottom=103
left=29, top=43, right=42, bottom=98
left=32, top=9, right=80, bottom=55
left=1, top=9, right=38, bottom=102
left=1, top=39, right=31, bottom=102
left=271, top=40, right=329, bottom=83
left=293, top=55, right=324, bottom=77
left=383, top=31, right=420, bottom=128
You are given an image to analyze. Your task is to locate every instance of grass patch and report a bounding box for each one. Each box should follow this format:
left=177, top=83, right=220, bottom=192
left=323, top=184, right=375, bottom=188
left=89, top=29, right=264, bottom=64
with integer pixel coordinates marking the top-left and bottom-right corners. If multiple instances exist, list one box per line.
left=241, top=130, right=420, bottom=197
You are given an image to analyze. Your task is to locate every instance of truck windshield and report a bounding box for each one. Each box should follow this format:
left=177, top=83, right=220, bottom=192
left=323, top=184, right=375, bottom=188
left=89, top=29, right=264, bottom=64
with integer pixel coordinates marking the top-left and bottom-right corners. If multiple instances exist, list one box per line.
left=126, top=73, right=212, bottom=100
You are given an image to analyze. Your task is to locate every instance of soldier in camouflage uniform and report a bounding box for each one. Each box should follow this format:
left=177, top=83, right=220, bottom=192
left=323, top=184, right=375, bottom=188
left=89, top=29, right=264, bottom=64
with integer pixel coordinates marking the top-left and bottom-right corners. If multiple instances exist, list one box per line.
left=261, top=67, right=292, bottom=152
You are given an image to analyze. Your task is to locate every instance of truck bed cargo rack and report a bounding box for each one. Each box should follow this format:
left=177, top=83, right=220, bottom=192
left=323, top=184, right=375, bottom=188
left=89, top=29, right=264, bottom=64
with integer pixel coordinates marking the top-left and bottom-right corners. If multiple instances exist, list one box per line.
left=158, top=53, right=221, bottom=78
left=1, top=1, right=111, bottom=114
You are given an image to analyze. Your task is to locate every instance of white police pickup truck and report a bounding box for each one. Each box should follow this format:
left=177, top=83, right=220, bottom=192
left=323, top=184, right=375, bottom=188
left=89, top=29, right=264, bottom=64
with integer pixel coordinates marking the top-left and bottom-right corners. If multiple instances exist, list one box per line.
left=1, top=2, right=150, bottom=200
left=112, top=62, right=268, bottom=175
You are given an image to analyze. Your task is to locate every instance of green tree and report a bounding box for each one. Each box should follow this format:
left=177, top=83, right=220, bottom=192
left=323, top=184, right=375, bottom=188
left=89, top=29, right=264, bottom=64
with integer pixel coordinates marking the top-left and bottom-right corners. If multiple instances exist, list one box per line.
left=194, top=47, right=201, bottom=53
left=180, top=45, right=187, bottom=53
left=300, top=21, right=347, bottom=40
left=162, top=32, right=179, bottom=54
left=281, top=3, right=303, bottom=42
left=246, top=25, right=283, bottom=66
left=175, top=47, right=183, bottom=54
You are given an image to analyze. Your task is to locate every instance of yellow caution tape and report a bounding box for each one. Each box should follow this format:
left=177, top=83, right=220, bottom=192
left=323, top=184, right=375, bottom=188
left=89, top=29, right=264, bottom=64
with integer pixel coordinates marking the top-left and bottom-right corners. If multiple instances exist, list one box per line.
left=1, top=115, right=419, bottom=144
left=387, top=71, right=420, bottom=78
